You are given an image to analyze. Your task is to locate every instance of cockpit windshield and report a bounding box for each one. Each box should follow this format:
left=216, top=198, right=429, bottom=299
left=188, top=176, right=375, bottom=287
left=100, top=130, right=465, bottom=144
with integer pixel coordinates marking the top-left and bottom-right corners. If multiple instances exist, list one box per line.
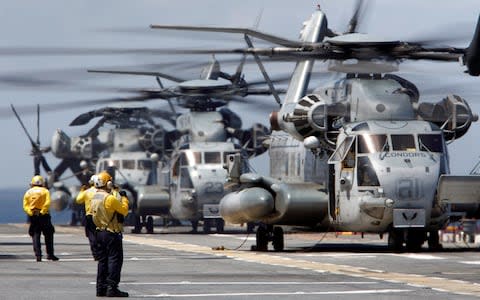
left=418, top=134, right=443, bottom=153
left=358, top=134, right=388, bottom=153
left=391, top=134, right=415, bottom=151
left=138, top=160, right=153, bottom=170
left=180, top=151, right=201, bottom=166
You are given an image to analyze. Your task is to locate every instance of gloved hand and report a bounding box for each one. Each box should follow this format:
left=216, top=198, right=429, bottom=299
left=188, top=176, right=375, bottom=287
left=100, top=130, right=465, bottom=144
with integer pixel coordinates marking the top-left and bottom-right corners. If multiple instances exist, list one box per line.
left=119, top=190, right=127, bottom=197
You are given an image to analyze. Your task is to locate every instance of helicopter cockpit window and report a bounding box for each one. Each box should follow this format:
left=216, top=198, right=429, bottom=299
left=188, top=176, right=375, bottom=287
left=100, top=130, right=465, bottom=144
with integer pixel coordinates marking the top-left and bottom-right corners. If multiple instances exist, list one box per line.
left=138, top=160, right=153, bottom=170
left=418, top=134, right=443, bottom=153
left=328, top=136, right=355, bottom=163
left=122, top=160, right=135, bottom=170
left=357, top=156, right=380, bottom=187
left=204, top=152, right=221, bottom=164
left=391, top=134, right=416, bottom=151
left=108, top=160, right=120, bottom=169
left=358, top=134, right=388, bottom=154
left=180, top=167, right=193, bottom=188
left=181, top=151, right=201, bottom=166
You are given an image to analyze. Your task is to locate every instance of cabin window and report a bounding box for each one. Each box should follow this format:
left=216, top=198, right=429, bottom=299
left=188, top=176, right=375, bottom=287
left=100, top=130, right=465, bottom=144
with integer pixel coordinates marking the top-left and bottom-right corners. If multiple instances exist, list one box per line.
left=418, top=134, right=443, bottom=153
left=391, top=134, right=416, bottom=151
left=204, top=152, right=221, bottom=164
left=122, top=160, right=135, bottom=170
left=357, top=157, right=380, bottom=186
left=138, top=160, right=153, bottom=170
left=358, top=134, right=388, bottom=153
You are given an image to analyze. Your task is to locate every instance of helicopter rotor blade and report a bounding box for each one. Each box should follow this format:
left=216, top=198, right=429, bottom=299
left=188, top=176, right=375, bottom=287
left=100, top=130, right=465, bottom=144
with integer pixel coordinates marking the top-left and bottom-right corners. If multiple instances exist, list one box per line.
left=244, top=35, right=282, bottom=106
left=87, top=69, right=187, bottom=83
left=149, top=24, right=303, bottom=47
left=10, top=104, right=52, bottom=175
left=345, top=0, right=366, bottom=34
left=36, top=104, right=40, bottom=146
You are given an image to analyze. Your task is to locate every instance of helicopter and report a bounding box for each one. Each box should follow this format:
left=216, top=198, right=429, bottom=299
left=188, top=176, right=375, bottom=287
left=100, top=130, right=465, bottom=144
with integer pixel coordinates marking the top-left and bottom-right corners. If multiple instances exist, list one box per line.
left=10, top=103, right=176, bottom=225
left=88, top=56, right=276, bottom=234
left=149, top=1, right=480, bottom=251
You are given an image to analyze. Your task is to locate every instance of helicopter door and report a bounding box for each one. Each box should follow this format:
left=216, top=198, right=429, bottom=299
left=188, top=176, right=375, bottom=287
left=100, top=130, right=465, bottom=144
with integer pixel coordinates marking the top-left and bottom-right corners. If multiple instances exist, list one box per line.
left=328, top=136, right=355, bottom=219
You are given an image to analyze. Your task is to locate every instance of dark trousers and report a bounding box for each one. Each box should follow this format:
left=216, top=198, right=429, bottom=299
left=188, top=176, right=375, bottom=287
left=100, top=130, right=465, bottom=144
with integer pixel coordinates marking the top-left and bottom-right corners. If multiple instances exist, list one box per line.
left=28, top=214, right=55, bottom=257
left=96, top=230, right=124, bottom=291
left=84, top=215, right=99, bottom=259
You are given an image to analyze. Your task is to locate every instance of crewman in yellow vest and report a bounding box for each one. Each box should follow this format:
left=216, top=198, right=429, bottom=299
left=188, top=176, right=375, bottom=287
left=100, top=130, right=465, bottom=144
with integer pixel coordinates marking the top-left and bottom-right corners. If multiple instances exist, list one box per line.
left=91, top=171, right=129, bottom=297
left=75, top=174, right=99, bottom=259
left=23, top=175, right=59, bottom=262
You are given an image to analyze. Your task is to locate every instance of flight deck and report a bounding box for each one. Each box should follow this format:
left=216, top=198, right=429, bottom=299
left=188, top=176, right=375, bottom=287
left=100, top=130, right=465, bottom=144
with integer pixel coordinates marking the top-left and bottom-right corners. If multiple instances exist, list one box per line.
left=1, top=223, right=480, bottom=299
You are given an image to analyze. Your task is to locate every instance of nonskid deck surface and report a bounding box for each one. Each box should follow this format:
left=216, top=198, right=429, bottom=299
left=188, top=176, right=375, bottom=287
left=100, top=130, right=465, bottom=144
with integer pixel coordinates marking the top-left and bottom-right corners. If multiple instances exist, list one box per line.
left=1, top=223, right=480, bottom=299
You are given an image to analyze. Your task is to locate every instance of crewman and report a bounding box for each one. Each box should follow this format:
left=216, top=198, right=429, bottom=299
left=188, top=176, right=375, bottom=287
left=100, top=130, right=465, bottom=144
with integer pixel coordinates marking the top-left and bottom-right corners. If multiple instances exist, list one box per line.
left=23, top=175, right=59, bottom=262
left=75, top=175, right=98, bottom=259
left=91, top=171, right=129, bottom=297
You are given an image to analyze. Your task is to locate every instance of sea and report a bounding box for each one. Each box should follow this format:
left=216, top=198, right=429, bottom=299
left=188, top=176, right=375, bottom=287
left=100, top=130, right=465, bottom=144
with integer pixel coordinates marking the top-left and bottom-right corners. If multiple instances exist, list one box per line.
left=0, top=188, right=71, bottom=224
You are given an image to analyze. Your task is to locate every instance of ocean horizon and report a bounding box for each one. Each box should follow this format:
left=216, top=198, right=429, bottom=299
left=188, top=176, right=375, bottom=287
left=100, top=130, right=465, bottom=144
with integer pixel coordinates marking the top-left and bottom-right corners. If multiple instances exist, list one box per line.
left=0, top=188, right=72, bottom=225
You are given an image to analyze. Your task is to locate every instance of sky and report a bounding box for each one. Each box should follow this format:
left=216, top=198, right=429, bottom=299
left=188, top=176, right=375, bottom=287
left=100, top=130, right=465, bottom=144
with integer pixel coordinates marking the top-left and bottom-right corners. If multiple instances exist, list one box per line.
left=0, top=0, right=479, bottom=188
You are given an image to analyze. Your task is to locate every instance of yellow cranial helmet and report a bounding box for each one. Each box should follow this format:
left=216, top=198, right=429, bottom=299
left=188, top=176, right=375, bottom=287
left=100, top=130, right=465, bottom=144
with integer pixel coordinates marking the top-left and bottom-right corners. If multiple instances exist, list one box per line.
left=31, top=175, right=45, bottom=186
left=94, top=171, right=112, bottom=188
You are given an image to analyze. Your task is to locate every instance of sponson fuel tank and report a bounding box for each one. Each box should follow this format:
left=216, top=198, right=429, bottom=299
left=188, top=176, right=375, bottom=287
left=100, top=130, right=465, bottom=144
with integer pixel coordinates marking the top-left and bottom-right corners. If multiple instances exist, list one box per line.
left=220, top=174, right=329, bottom=226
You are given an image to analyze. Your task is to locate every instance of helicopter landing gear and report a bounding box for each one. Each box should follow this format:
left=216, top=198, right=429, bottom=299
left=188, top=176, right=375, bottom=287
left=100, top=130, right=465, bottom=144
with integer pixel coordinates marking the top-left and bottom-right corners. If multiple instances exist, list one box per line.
left=215, top=219, right=225, bottom=233
left=388, top=228, right=404, bottom=252
left=388, top=228, right=427, bottom=252
left=203, top=219, right=212, bottom=234
left=254, top=224, right=285, bottom=252
left=246, top=222, right=256, bottom=233
left=146, top=216, right=154, bottom=234
left=427, top=230, right=443, bottom=251
left=406, top=230, right=426, bottom=252
left=191, top=220, right=199, bottom=233
left=201, top=218, right=225, bottom=233
left=131, top=215, right=143, bottom=234
left=272, top=227, right=284, bottom=252
left=131, top=215, right=147, bottom=234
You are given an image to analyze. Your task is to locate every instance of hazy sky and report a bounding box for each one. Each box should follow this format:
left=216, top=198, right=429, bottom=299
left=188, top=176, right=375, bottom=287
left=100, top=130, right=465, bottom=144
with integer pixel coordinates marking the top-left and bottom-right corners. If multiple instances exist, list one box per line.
left=0, top=0, right=479, bottom=188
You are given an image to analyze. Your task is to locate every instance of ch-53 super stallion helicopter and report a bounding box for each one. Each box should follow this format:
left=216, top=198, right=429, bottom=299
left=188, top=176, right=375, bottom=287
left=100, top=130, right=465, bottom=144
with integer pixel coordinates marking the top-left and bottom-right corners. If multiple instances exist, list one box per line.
left=84, top=56, right=276, bottom=233
left=6, top=56, right=276, bottom=232
left=150, top=1, right=480, bottom=251
left=10, top=101, right=176, bottom=225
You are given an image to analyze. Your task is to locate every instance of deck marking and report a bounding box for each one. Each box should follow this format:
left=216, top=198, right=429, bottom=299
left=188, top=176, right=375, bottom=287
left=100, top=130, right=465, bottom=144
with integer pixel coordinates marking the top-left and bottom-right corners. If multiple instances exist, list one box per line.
left=139, top=289, right=412, bottom=297
left=122, top=234, right=480, bottom=297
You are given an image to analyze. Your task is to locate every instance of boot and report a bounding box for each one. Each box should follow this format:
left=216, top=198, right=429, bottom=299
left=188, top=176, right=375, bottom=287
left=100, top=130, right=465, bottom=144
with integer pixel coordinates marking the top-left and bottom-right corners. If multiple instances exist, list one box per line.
left=47, top=255, right=59, bottom=261
left=36, top=256, right=42, bottom=262
left=96, top=288, right=106, bottom=297
left=106, top=286, right=128, bottom=297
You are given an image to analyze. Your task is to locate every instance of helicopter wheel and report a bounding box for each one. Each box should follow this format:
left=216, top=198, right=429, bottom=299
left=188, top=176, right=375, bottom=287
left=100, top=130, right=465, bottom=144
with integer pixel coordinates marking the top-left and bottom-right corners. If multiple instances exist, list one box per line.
left=406, top=230, right=426, bottom=252
left=146, top=216, right=154, bottom=234
left=70, top=212, right=78, bottom=226
left=427, top=230, right=443, bottom=251
left=215, top=219, right=225, bottom=233
left=272, top=226, right=284, bottom=252
left=388, top=229, right=404, bottom=252
left=131, top=215, right=142, bottom=234
left=191, top=220, right=199, bottom=233
left=203, top=219, right=212, bottom=234
left=255, top=226, right=269, bottom=251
